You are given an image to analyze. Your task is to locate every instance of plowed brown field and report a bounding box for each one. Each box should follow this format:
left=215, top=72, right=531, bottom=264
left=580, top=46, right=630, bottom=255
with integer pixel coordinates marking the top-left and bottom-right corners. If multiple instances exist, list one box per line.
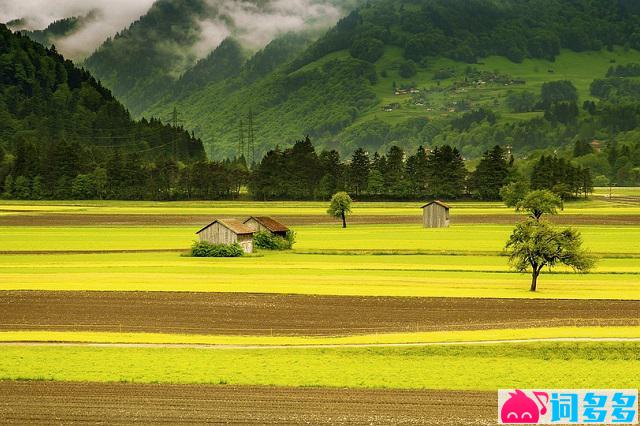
left=1, top=291, right=637, bottom=336
left=0, top=381, right=496, bottom=425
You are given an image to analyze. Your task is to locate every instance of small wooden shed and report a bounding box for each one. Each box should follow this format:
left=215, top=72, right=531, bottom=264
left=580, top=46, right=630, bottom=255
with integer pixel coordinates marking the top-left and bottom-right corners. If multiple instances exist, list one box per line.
left=421, top=200, right=450, bottom=228
left=196, top=219, right=255, bottom=253
left=243, top=216, right=289, bottom=237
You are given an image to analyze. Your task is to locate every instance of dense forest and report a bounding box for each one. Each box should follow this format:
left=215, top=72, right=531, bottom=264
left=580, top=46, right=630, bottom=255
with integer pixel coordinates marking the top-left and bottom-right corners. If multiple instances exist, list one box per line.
left=0, top=24, right=205, bottom=200
left=294, top=0, right=640, bottom=68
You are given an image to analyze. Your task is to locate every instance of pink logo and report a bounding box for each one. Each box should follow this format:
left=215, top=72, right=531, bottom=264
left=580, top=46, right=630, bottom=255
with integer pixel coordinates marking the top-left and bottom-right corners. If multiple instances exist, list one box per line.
left=501, top=389, right=549, bottom=424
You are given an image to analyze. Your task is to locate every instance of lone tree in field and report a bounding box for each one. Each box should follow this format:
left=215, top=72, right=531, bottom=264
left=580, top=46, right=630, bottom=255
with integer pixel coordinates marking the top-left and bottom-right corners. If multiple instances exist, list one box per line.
left=327, top=192, right=352, bottom=228
left=505, top=219, right=596, bottom=292
left=515, top=189, right=563, bottom=221
left=500, top=180, right=530, bottom=208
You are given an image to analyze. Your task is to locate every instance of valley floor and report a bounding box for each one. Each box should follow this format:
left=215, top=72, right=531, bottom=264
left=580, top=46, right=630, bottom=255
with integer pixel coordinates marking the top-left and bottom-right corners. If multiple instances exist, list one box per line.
left=0, top=194, right=638, bottom=423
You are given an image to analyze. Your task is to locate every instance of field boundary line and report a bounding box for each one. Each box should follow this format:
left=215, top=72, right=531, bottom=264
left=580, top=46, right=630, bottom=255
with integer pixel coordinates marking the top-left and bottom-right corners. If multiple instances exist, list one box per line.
left=1, top=337, right=640, bottom=350
left=0, top=249, right=186, bottom=255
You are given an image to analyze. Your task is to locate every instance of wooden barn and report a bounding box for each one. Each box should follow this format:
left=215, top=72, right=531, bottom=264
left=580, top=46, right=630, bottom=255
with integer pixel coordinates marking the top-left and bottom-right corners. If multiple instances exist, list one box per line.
left=196, top=219, right=255, bottom=253
left=243, top=216, right=289, bottom=237
left=422, top=200, right=450, bottom=228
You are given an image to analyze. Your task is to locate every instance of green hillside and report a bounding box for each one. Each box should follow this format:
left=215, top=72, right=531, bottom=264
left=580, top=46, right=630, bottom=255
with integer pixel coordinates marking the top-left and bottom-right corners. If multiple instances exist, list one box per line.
left=137, top=0, right=640, bottom=161
left=0, top=24, right=205, bottom=200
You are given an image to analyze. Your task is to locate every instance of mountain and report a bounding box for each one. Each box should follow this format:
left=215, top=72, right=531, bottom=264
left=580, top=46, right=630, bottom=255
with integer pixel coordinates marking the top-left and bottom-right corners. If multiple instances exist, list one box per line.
left=132, top=0, right=640, bottom=158
left=17, top=15, right=89, bottom=49
left=83, top=0, right=212, bottom=115
left=83, top=0, right=356, bottom=116
left=135, top=0, right=640, bottom=160
left=0, top=24, right=205, bottom=199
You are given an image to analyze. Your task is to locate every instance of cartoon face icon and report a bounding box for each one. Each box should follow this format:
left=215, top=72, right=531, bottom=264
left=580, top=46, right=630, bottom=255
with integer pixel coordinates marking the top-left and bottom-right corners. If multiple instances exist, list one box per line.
left=501, top=390, right=548, bottom=424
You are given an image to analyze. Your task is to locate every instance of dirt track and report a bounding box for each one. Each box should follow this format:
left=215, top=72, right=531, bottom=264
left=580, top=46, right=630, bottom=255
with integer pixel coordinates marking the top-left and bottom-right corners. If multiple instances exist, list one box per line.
left=1, top=291, right=638, bottom=336
left=1, top=213, right=639, bottom=226
left=0, top=381, right=496, bottom=425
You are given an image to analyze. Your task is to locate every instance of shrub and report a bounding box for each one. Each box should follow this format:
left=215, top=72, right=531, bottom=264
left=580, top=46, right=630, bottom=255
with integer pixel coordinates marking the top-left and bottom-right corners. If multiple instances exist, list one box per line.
left=191, top=241, right=244, bottom=257
left=253, top=230, right=296, bottom=250
left=399, top=60, right=417, bottom=78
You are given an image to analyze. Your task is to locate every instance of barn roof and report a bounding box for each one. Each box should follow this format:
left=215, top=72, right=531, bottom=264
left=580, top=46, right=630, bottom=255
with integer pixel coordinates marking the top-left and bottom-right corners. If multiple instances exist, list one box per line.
left=421, top=200, right=450, bottom=209
left=196, top=219, right=255, bottom=235
left=244, top=216, right=289, bottom=233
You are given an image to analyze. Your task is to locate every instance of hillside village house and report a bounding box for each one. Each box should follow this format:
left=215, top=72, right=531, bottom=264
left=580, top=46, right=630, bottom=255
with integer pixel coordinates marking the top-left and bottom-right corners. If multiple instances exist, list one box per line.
left=196, top=219, right=255, bottom=253
left=243, top=216, right=289, bottom=237
left=422, top=200, right=451, bottom=228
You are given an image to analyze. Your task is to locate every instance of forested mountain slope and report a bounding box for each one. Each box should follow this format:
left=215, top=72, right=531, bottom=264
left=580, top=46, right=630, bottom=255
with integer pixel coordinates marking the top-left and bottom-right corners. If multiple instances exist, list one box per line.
left=140, top=0, right=640, bottom=163
left=83, top=0, right=356, bottom=116
left=0, top=25, right=205, bottom=199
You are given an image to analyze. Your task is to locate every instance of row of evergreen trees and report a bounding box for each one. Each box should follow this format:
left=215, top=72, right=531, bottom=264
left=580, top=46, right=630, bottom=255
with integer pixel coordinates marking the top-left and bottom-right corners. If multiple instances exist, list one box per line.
left=1, top=136, right=593, bottom=201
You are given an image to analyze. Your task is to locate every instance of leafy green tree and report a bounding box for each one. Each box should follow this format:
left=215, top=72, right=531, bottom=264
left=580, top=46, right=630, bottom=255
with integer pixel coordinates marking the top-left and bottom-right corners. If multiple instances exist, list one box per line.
left=327, top=191, right=352, bottom=228
left=71, top=174, right=98, bottom=199
left=93, top=168, right=108, bottom=200
left=505, top=90, right=537, bottom=113
left=350, top=37, right=384, bottom=63
left=500, top=180, right=530, bottom=207
left=506, top=219, right=595, bottom=291
left=31, top=176, right=44, bottom=200
left=13, top=176, right=31, bottom=199
left=2, top=175, right=13, bottom=199
left=399, top=60, right=417, bottom=78
left=540, top=81, right=578, bottom=108
left=516, top=190, right=563, bottom=220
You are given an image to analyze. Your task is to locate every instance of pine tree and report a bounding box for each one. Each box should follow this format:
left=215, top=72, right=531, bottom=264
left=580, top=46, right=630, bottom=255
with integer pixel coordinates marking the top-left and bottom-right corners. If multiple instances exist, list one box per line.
left=350, top=148, right=370, bottom=196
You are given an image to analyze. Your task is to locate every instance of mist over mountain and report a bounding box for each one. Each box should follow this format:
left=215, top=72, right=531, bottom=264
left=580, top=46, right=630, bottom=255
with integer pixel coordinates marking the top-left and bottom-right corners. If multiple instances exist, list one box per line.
left=82, top=0, right=357, bottom=115
left=0, top=0, right=156, bottom=60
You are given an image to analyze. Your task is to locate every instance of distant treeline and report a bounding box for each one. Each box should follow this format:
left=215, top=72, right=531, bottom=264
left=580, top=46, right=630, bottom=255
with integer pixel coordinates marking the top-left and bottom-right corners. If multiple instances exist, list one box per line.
left=1, top=136, right=593, bottom=201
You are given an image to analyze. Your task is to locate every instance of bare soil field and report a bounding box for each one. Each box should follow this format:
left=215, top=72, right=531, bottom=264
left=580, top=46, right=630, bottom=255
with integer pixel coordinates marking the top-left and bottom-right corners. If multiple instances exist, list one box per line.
left=1, top=291, right=637, bottom=335
left=0, top=381, right=495, bottom=425
left=1, top=213, right=640, bottom=226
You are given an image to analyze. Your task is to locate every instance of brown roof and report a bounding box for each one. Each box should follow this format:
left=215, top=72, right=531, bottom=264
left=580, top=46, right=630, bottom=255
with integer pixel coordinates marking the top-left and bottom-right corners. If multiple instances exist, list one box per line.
left=421, top=200, right=450, bottom=209
left=244, top=216, right=289, bottom=233
left=196, top=219, right=255, bottom=235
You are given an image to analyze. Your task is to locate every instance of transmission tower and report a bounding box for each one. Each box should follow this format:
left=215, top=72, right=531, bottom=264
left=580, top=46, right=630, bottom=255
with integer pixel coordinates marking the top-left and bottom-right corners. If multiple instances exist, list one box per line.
left=238, top=118, right=246, bottom=159
left=247, top=109, right=256, bottom=165
left=167, top=106, right=183, bottom=160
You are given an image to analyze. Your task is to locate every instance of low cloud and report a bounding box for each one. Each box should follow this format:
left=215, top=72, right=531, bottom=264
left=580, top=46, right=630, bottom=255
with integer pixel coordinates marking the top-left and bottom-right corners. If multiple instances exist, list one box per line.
left=212, top=0, right=347, bottom=50
left=1, top=0, right=355, bottom=60
left=0, top=0, right=156, bottom=59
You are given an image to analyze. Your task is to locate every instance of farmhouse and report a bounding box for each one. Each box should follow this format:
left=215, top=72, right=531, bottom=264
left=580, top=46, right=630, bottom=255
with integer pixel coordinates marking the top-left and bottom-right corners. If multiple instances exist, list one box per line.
left=243, top=216, right=289, bottom=237
left=422, top=200, right=450, bottom=228
left=196, top=219, right=255, bottom=253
